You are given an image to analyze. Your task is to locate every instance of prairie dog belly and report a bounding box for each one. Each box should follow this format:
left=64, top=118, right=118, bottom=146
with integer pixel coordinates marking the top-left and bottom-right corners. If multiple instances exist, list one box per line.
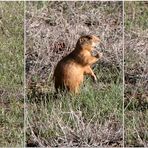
left=54, top=61, right=84, bottom=92
left=63, top=63, right=84, bottom=86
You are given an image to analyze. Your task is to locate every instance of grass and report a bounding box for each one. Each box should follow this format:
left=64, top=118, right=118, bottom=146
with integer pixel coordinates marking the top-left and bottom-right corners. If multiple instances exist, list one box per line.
left=26, top=72, right=123, bottom=146
left=1, top=1, right=147, bottom=147
left=124, top=1, right=148, bottom=147
left=0, top=2, right=24, bottom=147
left=125, top=1, right=148, bottom=31
left=25, top=2, right=123, bottom=146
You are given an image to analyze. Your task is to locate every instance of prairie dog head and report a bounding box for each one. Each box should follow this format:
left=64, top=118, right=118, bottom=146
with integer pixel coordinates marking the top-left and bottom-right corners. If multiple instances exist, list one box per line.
left=75, top=35, right=101, bottom=52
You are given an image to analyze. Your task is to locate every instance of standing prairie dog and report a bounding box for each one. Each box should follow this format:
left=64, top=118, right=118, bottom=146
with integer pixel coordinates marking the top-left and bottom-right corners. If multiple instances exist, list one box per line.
left=53, top=35, right=103, bottom=93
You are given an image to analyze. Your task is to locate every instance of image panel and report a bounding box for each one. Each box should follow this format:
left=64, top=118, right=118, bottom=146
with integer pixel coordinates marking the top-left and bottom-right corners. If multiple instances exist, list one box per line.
left=124, top=1, right=148, bottom=147
left=26, top=1, right=123, bottom=147
left=0, top=2, right=24, bottom=147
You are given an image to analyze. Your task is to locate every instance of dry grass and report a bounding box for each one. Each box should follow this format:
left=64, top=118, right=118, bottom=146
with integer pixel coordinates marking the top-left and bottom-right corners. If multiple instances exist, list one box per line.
left=26, top=1, right=123, bottom=147
left=26, top=1, right=123, bottom=83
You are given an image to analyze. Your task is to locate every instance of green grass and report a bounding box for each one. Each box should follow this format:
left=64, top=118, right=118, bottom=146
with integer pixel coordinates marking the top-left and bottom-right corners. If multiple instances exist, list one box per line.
left=124, top=1, right=148, bottom=147
left=125, top=1, right=148, bottom=31
left=0, top=2, right=24, bottom=147
left=1, top=1, right=147, bottom=147
left=124, top=105, right=148, bottom=147
left=26, top=66, right=123, bottom=146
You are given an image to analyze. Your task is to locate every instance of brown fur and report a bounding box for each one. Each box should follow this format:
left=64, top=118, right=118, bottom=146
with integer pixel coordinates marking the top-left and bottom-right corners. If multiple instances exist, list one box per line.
left=53, top=35, right=102, bottom=93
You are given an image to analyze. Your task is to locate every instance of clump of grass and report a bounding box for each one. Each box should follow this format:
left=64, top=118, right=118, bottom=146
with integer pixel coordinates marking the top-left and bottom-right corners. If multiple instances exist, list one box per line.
left=0, top=2, right=24, bottom=147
